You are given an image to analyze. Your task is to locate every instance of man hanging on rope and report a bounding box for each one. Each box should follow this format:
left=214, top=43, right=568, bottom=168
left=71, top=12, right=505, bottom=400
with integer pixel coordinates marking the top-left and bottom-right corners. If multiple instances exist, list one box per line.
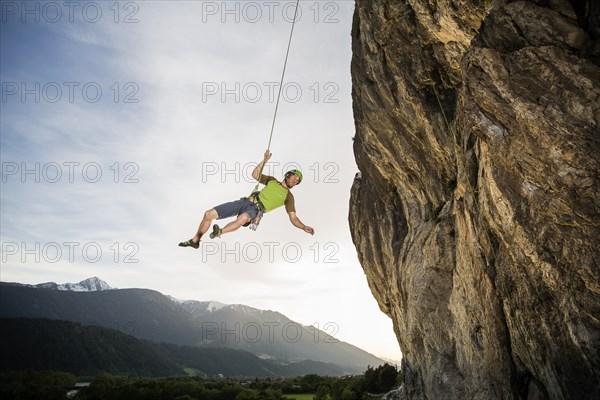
left=178, top=150, right=314, bottom=249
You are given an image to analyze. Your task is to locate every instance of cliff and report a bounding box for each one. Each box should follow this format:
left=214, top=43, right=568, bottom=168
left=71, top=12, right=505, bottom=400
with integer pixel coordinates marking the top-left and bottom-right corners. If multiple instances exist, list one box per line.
left=349, top=1, right=600, bottom=399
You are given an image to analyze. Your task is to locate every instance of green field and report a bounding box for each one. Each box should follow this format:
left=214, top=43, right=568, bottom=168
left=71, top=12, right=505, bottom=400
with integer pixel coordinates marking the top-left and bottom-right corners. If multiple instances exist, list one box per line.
left=282, top=394, right=315, bottom=400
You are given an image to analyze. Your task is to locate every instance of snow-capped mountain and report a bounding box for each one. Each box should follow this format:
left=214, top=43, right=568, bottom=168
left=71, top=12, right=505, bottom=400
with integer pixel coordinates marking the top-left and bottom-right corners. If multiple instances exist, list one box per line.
left=178, top=301, right=281, bottom=320
left=8, top=277, right=113, bottom=292
left=178, top=300, right=228, bottom=318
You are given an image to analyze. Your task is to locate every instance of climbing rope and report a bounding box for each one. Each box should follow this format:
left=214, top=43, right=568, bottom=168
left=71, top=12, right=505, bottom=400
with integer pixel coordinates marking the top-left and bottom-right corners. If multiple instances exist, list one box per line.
left=267, top=0, right=300, bottom=152
left=252, top=0, right=300, bottom=193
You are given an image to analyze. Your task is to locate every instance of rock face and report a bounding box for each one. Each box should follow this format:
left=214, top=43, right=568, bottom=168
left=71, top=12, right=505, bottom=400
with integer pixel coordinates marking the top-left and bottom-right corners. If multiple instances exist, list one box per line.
left=349, top=1, right=599, bottom=399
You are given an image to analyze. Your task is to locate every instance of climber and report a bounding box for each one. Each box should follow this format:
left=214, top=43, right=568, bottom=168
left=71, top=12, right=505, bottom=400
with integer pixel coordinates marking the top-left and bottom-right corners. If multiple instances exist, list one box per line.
left=178, top=150, right=315, bottom=249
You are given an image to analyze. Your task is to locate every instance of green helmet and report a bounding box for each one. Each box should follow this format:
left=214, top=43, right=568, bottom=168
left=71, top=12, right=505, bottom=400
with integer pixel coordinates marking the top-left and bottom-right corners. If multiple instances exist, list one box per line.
left=285, top=169, right=303, bottom=184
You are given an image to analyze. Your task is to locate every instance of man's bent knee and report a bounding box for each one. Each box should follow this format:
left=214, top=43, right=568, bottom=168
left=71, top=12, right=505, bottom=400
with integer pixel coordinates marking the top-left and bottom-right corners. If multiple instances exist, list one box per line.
left=205, top=209, right=218, bottom=220
left=238, top=213, right=251, bottom=224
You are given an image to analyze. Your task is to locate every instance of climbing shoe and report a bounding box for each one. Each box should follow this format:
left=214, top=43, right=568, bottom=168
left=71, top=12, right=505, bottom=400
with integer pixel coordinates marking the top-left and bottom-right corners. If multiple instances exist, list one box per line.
left=179, top=239, right=199, bottom=249
left=209, top=224, right=222, bottom=239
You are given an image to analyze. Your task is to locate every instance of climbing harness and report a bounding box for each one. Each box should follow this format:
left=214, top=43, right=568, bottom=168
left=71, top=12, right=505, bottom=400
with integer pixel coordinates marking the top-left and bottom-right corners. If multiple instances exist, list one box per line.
left=248, top=191, right=265, bottom=231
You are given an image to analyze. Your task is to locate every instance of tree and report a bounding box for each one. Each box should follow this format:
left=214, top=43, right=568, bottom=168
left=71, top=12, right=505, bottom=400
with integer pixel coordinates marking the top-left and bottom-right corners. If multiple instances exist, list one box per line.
left=235, top=388, right=258, bottom=400
left=314, top=384, right=329, bottom=400
left=377, top=363, right=399, bottom=392
left=299, top=374, right=325, bottom=393
left=330, top=377, right=359, bottom=400
left=359, top=363, right=400, bottom=394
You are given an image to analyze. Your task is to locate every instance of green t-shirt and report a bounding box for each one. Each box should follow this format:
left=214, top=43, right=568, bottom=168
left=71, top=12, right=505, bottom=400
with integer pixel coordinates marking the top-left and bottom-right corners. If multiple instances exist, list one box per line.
left=258, top=175, right=296, bottom=213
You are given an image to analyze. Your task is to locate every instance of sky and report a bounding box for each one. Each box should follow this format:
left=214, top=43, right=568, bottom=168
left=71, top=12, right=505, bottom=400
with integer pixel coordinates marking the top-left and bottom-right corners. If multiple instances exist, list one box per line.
left=0, top=0, right=402, bottom=362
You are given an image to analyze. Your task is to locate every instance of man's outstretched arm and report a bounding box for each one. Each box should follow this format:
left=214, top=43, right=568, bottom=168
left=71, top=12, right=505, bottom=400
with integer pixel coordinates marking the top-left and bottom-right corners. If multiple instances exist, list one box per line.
left=252, top=150, right=272, bottom=181
left=288, top=211, right=314, bottom=235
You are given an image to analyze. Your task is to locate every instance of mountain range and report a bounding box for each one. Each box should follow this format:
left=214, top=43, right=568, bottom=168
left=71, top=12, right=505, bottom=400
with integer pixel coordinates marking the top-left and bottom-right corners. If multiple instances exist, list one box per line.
left=3, top=276, right=113, bottom=292
left=0, top=277, right=384, bottom=376
left=0, top=318, right=346, bottom=378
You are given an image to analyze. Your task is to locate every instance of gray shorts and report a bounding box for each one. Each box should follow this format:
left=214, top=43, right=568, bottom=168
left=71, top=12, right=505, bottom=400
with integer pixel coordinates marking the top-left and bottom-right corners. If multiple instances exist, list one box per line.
left=214, top=197, right=258, bottom=223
